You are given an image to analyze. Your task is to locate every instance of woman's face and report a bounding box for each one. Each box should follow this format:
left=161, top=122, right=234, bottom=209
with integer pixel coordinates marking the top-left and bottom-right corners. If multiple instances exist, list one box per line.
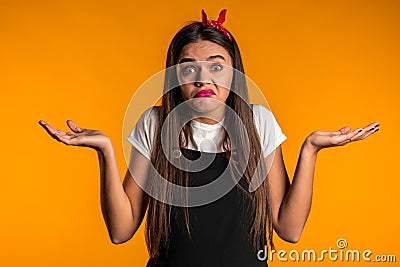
left=176, top=40, right=233, bottom=119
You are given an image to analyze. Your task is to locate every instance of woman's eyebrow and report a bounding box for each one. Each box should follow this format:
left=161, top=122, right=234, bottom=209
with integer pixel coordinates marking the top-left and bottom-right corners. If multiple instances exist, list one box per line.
left=178, top=55, right=226, bottom=64
left=208, top=55, right=226, bottom=61
left=178, top=58, right=195, bottom=64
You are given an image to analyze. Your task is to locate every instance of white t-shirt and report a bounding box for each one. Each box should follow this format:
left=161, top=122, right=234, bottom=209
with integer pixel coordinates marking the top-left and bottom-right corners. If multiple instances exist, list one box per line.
left=127, top=104, right=287, bottom=160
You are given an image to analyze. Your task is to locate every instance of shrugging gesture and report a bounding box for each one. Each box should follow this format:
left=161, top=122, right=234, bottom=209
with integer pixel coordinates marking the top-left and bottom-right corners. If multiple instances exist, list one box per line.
left=38, top=120, right=110, bottom=151
left=269, top=121, right=380, bottom=243
left=306, top=122, right=380, bottom=153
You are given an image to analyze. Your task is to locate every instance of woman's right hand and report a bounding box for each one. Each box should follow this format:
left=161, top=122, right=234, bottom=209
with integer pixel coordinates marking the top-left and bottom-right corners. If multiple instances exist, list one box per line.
left=39, top=120, right=111, bottom=152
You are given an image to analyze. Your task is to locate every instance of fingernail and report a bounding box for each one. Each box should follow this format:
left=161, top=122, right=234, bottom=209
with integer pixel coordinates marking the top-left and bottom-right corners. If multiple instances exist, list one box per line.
left=357, top=129, right=362, bottom=133
left=375, top=123, right=380, bottom=127
left=375, top=128, right=379, bottom=132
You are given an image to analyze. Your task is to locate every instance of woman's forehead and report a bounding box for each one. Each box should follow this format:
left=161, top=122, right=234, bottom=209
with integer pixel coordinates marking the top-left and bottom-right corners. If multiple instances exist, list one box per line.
left=179, top=40, right=231, bottom=62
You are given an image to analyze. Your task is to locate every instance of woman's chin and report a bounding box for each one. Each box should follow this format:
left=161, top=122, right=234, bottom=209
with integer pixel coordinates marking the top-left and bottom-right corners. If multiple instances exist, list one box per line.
left=186, top=97, right=225, bottom=115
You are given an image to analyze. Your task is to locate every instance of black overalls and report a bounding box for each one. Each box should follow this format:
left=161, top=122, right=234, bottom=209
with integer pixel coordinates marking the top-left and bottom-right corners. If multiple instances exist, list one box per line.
left=146, top=148, right=268, bottom=267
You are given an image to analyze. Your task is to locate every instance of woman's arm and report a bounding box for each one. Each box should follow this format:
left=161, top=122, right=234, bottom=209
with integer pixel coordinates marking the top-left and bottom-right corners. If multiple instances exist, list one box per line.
left=98, top=143, right=149, bottom=244
left=267, top=143, right=316, bottom=243
left=39, top=120, right=149, bottom=244
left=267, top=123, right=379, bottom=243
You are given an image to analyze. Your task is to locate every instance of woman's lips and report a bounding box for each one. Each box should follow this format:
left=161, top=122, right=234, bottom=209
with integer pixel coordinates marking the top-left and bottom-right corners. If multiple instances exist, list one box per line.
left=194, top=89, right=216, bottom=97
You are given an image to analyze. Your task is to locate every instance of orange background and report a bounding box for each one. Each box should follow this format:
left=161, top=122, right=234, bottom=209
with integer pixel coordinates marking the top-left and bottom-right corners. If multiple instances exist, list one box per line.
left=1, top=0, right=399, bottom=266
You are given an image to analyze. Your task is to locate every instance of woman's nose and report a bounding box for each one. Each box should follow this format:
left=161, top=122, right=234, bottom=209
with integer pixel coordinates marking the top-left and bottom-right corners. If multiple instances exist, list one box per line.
left=195, top=67, right=212, bottom=85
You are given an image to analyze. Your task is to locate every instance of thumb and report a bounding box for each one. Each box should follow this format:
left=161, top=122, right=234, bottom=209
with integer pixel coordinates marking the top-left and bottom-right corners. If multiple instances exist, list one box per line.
left=66, top=120, right=83, bottom=133
left=332, top=126, right=351, bottom=135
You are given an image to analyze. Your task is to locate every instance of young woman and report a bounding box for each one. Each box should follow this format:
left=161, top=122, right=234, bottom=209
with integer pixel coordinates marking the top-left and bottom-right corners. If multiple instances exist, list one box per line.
left=39, top=9, right=379, bottom=267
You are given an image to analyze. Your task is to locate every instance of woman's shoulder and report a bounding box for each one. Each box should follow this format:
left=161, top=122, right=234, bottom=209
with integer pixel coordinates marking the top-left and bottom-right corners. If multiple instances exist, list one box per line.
left=251, top=103, right=274, bottom=119
left=250, top=103, right=287, bottom=157
left=141, top=105, right=161, bottom=118
left=132, top=106, right=161, bottom=135
left=127, top=106, right=161, bottom=160
left=137, top=106, right=161, bottom=125
left=250, top=103, right=284, bottom=133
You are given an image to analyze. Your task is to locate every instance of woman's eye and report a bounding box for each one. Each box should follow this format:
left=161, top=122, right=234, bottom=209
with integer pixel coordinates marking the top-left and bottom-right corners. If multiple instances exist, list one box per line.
left=181, top=65, right=197, bottom=75
left=210, top=64, right=223, bottom=72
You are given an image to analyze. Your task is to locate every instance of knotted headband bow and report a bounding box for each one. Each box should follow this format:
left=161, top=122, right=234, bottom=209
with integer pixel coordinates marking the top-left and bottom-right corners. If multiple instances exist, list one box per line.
left=201, top=9, right=232, bottom=42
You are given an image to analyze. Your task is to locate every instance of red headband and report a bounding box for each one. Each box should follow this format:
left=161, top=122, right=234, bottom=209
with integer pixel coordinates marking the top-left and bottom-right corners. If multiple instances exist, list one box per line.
left=201, top=9, right=232, bottom=42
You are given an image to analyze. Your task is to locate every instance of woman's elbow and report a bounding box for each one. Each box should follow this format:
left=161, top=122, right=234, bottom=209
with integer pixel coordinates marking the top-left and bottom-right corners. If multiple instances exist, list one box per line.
left=108, top=222, right=141, bottom=244
left=111, top=237, right=128, bottom=245
left=275, top=228, right=302, bottom=244
left=109, top=229, right=136, bottom=245
left=281, top=233, right=301, bottom=244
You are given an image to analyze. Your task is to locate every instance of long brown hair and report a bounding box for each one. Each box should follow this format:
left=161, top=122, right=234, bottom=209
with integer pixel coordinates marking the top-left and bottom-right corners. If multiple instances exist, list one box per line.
left=145, top=22, right=274, bottom=257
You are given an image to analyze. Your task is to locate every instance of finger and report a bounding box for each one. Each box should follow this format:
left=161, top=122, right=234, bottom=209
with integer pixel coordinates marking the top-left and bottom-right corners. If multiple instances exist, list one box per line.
left=357, top=127, right=379, bottom=140
left=350, top=123, right=379, bottom=142
left=332, top=129, right=361, bottom=144
left=311, top=127, right=351, bottom=136
left=39, top=120, right=61, bottom=137
left=66, top=120, right=84, bottom=133
left=338, top=126, right=352, bottom=135
left=40, top=120, right=81, bottom=146
left=365, top=122, right=380, bottom=129
left=330, top=126, right=352, bottom=136
left=314, top=130, right=341, bottom=136
left=344, top=128, right=364, bottom=141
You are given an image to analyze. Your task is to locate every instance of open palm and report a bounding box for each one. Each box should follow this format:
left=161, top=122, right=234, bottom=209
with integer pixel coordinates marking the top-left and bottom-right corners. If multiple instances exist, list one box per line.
left=39, top=120, right=110, bottom=151
left=306, top=122, right=380, bottom=153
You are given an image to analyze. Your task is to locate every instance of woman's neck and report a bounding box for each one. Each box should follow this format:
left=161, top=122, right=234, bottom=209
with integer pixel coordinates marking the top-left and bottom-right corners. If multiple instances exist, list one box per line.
left=192, top=106, right=225, bottom=124
left=193, top=117, right=221, bottom=124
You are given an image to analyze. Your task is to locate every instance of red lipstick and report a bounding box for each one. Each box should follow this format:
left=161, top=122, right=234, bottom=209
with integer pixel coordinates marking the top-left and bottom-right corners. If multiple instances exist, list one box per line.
left=195, top=89, right=216, bottom=98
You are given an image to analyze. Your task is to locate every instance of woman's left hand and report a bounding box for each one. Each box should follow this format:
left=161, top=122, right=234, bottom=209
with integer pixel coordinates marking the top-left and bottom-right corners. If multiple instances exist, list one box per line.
left=305, top=122, right=380, bottom=153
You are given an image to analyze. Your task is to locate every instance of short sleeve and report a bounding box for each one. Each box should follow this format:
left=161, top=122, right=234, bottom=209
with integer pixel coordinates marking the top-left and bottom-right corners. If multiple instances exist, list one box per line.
left=126, top=107, right=159, bottom=160
left=252, top=104, right=287, bottom=158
